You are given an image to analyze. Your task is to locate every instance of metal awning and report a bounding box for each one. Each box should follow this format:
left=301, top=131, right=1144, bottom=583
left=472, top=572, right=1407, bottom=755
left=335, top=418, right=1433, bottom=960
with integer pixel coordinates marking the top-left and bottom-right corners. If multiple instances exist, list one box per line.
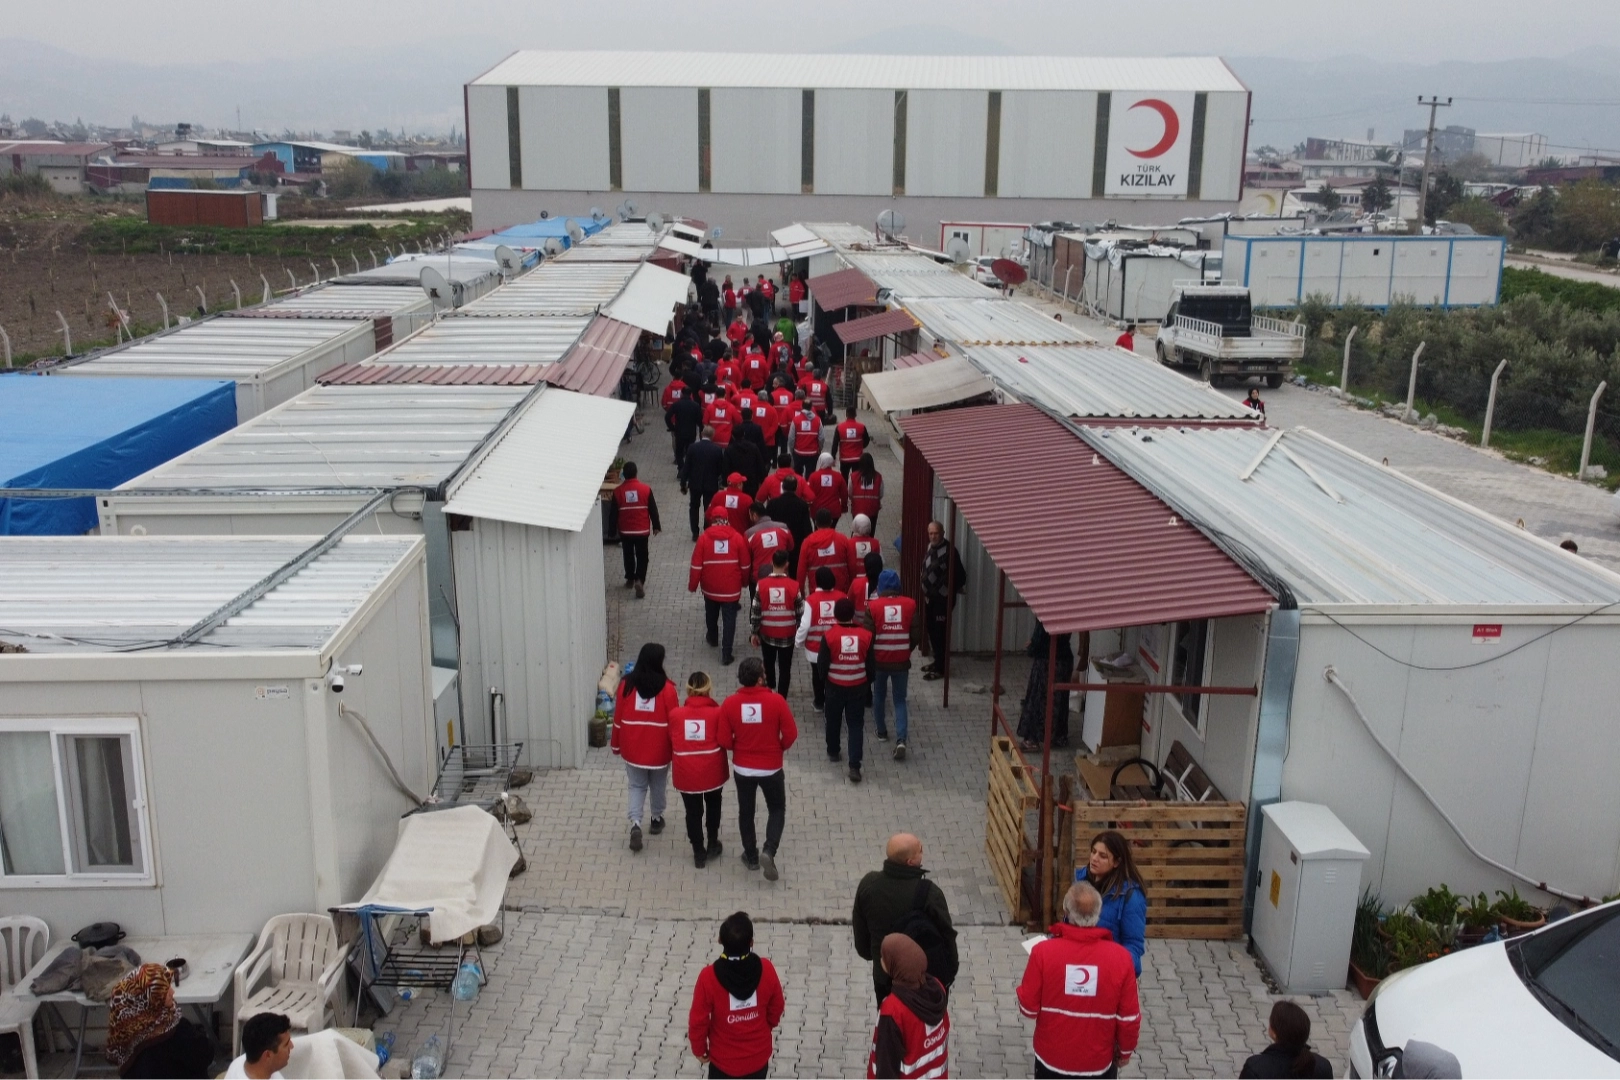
left=860, top=358, right=994, bottom=415
left=833, top=308, right=919, bottom=345
left=602, top=263, right=692, bottom=335
left=808, top=267, right=879, bottom=310
left=770, top=224, right=833, bottom=258
left=542, top=316, right=641, bottom=397
left=899, top=403, right=1275, bottom=633
left=320, top=363, right=547, bottom=386
left=891, top=351, right=943, bottom=370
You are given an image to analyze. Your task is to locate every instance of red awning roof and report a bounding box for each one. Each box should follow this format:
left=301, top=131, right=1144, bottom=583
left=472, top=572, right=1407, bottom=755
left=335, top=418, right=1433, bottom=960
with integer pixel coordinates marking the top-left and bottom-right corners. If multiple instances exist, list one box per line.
left=542, top=316, right=640, bottom=397
left=891, top=351, right=943, bottom=370
left=834, top=308, right=918, bottom=345
left=808, top=267, right=879, bottom=310
left=319, top=363, right=547, bottom=386
left=899, top=403, right=1275, bottom=634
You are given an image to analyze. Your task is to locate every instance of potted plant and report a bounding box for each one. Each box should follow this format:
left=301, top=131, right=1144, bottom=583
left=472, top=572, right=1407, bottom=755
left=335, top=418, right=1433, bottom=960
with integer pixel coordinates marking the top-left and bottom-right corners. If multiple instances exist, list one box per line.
left=605, top=457, right=625, bottom=484
left=1349, top=888, right=1390, bottom=997
left=1383, top=910, right=1446, bottom=974
left=1410, top=884, right=1463, bottom=947
left=1494, top=886, right=1546, bottom=937
left=1457, top=892, right=1497, bottom=947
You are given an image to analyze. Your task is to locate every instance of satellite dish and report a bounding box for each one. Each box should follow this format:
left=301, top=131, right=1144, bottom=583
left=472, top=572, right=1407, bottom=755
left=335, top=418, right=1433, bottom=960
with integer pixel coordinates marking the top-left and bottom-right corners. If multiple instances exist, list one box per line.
left=945, top=237, right=971, bottom=265
left=590, top=206, right=607, bottom=223
left=538, top=209, right=550, bottom=219
left=566, top=220, right=586, bottom=245
left=493, top=244, right=520, bottom=274
left=616, top=199, right=638, bottom=221
left=991, top=258, right=1028, bottom=286
left=419, top=265, right=455, bottom=310
left=544, top=237, right=566, bottom=256
left=647, top=212, right=665, bottom=231
left=877, top=208, right=905, bottom=237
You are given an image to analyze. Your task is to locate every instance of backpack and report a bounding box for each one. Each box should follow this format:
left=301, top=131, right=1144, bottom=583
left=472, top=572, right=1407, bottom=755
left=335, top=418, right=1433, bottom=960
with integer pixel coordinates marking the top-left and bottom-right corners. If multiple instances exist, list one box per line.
left=891, top=880, right=958, bottom=987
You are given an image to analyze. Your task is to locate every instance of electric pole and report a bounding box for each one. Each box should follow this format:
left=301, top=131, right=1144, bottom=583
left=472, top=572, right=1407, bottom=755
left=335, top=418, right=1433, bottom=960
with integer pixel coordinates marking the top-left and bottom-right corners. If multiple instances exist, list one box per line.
left=1415, top=95, right=1452, bottom=232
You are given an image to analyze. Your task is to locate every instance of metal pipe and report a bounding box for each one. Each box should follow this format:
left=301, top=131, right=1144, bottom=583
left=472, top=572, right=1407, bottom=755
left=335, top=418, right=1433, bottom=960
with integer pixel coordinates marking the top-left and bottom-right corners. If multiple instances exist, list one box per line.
left=991, top=567, right=1007, bottom=736
left=330, top=257, right=341, bottom=279
left=1580, top=381, right=1608, bottom=480
left=55, top=310, right=71, bottom=355
left=194, top=284, right=206, bottom=312
left=308, top=261, right=320, bottom=283
left=943, top=501, right=957, bottom=708
left=156, top=293, right=169, bottom=329
left=1051, top=682, right=1258, bottom=695
left=1062, top=266, right=1073, bottom=305
left=0, top=323, right=10, bottom=368
left=261, top=274, right=271, bottom=304
left=1339, top=324, right=1358, bottom=392
left=351, top=252, right=361, bottom=273
left=1403, top=340, right=1426, bottom=421
left=286, top=268, right=297, bottom=289
left=1481, top=359, right=1508, bottom=447
left=369, top=248, right=378, bottom=269
left=1038, top=632, right=1058, bottom=927
left=230, top=279, right=241, bottom=309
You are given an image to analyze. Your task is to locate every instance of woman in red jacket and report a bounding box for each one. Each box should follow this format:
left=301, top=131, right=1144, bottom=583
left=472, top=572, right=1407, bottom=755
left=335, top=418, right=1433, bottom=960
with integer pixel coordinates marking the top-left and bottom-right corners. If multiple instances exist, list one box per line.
left=850, top=453, right=884, bottom=530
left=689, top=911, right=785, bottom=1080
left=611, top=643, right=679, bottom=853
left=669, top=671, right=729, bottom=868
left=868, top=934, right=950, bottom=1080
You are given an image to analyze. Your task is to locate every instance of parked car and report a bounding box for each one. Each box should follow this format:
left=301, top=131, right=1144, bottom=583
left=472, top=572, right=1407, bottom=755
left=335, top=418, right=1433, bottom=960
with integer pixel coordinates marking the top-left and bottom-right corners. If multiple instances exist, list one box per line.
left=1348, top=899, right=1620, bottom=1077
left=971, top=256, right=1001, bottom=287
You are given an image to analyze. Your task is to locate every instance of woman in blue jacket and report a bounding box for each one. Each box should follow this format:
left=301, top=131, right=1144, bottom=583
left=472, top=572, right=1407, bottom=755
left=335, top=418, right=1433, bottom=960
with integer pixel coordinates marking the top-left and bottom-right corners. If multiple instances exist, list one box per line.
left=1082, top=829, right=1147, bottom=974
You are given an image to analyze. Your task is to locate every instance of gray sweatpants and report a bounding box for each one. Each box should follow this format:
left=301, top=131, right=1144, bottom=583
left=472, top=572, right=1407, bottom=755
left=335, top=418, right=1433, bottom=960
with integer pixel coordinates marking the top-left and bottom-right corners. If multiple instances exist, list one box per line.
left=625, top=762, right=669, bottom=825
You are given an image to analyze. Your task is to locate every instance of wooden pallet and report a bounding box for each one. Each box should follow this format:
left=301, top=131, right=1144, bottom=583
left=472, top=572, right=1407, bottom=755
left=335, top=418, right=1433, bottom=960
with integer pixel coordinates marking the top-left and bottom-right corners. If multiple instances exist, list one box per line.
left=1073, top=800, right=1247, bottom=940
left=987, top=736, right=1040, bottom=923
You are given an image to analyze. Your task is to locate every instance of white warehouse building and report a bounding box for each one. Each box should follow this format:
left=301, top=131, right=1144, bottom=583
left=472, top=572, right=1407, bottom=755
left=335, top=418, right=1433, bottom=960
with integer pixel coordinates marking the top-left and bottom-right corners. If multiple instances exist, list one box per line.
left=465, top=52, right=1251, bottom=241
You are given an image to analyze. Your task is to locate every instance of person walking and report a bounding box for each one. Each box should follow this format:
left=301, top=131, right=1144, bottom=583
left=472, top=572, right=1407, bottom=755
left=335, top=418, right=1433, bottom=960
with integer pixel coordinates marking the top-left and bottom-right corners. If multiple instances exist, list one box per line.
left=724, top=429, right=768, bottom=499
left=745, top=504, right=795, bottom=595
left=750, top=550, right=802, bottom=698
left=609, top=461, right=660, bottom=599
left=1016, top=881, right=1141, bottom=1079
left=1238, top=1001, right=1333, bottom=1079
left=850, top=513, right=880, bottom=567
left=710, top=472, right=755, bottom=535
left=1115, top=323, right=1137, bottom=352
left=611, top=643, right=678, bottom=851
left=1082, top=830, right=1148, bottom=975
left=849, top=550, right=883, bottom=621
left=690, top=509, right=751, bottom=665
left=850, top=453, right=884, bottom=531
left=745, top=389, right=780, bottom=451
left=818, top=598, right=874, bottom=782
left=790, top=397, right=824, bottom=477
left=766, top=476, right=813, bottom=555
left=670, top=671, right=728, bottom=869
left=689, top=912, right=786, bottom=1080
left=795, top=566, right=846, bottom=712
left=920, top=521, right=966, bottom=682
left=852, top=833, right=959, bottom=1005
left=805, top=452, right=849, bottom=525
left=866, top=934, right=950, bottom=1080
left=723, top=278, right=738, bottom=325
left=758, top=453, right=796, bottom=504
left=1017, top=621, right=1075, bottom=753
left=680, top=425, right=726, bottom=541
left=869, top=570, right=918, bottom=760
left=705, top=393, right=740, bottom=448
left=716, top=658, right=797, bottom=880
left=798, top=508, right=856, bottom=593
left=836, top=406, right=870, bottom=481
left=669, top=382, right=705, bottom=468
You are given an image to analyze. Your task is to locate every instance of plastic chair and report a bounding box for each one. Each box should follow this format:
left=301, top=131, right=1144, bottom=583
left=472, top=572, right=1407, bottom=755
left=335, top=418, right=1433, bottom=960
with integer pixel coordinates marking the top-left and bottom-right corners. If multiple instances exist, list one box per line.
left=233, top=914, right=348, bottom=1056
left=0, top=916, right=50, bottom=1079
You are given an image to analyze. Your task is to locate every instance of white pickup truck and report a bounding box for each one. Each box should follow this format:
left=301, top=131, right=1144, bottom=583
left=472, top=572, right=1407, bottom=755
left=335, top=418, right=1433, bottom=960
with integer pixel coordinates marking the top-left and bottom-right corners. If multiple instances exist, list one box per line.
left=1155, top=283, right=1305, bottom=388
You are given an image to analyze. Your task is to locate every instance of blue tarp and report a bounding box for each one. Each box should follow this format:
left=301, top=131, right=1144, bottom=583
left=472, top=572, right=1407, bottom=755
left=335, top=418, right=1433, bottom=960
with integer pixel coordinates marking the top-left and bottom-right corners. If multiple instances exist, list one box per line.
left=489, top=216, right=608, bottom=248
left=0, top=375, right=237, bottom=535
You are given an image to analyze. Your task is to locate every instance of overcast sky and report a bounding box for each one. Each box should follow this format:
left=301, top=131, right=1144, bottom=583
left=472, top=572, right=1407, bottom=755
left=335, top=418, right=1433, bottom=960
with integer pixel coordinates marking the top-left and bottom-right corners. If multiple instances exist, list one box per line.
left=10, top=0, right=1619, bottom=65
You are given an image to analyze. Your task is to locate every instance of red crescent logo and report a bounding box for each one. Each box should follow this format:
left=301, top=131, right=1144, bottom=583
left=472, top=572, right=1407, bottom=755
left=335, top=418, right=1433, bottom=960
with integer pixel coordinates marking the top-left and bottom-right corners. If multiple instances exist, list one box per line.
left=1126, top=98, right=1180, bottom=159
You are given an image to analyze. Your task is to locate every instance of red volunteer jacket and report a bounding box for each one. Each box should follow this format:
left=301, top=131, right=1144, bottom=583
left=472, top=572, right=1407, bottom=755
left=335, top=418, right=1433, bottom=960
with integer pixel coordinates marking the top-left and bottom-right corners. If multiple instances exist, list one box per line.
left=867, top=983, right=950, bottom=1080
left=850, top=471, right=884, bottom=520
left=716, top=360, right=740, bottom=386
left=610, top=680, right=678, bottom=769
left=716, top=686, right=798, bottom=772
left=848, top=575, right=878, bottom=618
left=727, top=319, right=747, bottom=345
left=612, top=478, right=656, bottom=537
left=723, top=288, right=738, bottom=310
left=759, top=279, right=775, bottom=301
left=757, top=467, right=798, bottom=505
left=704, top=400, right=739, bottom=446
left=741, top=354, right=770, bottom=390
left=791, top=411, right=823, bottom=456
left=851, top=534, right=880, bottom=566
left=821, top=623, right=874, bottom=687
left=689, top=523, right=751, bottom=603
left=668, top=694, right=728, bottom=794
left=771, top=387, right=798, bottom=429
left=836, top=419, right=870, bottom=464
left=736, top=389, right=760, bottom=418
left=689, top=959, right=784, bottom=1078
left=709, top=486, right=754, bottom=534
left=797, top=527, right=855, bottom=592
left=869, top=596, right=917, bottom=667
left=806, top=467, right=848, bottom=521
left=1016, top=924, right=1141, bottom=1077
left=660, top=378, right=688, bottom=410
left=749, top=399, right=779, bottom=444
left=746, top=521, right=794, bottom=582
left=789, top=278, right=806, bottom=304
left=770, top=342, right=794, bottom=369
left=798, top=587, right=847, bottom=658
left=753, top=575, right=801, bottom=645
left=798, top=375, right=830, bottom=410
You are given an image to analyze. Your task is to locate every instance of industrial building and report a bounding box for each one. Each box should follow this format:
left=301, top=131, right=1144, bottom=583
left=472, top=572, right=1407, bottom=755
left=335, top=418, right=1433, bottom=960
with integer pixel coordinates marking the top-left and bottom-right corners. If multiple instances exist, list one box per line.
left=465, top=52, right=1252, bottom=240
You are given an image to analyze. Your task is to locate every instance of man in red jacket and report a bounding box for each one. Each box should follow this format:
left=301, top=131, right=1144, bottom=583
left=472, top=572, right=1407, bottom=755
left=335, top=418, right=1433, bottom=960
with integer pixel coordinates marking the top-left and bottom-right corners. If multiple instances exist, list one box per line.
left=690, top=911, right=785, bottom=1080
left=835, top=405, right=870, bottom=480
left=1017, top=881, right=1141, bottom=1079
left=745, top=503, right=794, bottom=590
left=609, top=461, right=660, bottom=599
left=750, top=549, right=802, bottom=698
left=757, top=454, right=797, bottom=505
left=690, top=508, right=751, bottom=665
left=705, top=394, right=740, bottom=448
left=709, top=473, right=754, bottom=535
left=805, top=452, right=848, bottom=524
left=798, top=508, right=856, bottom=593
left=818, top=598, right=875, bottom=783
left=717, top=658, right=797, bottom=880
left=789, top=395, right=823, bottom=476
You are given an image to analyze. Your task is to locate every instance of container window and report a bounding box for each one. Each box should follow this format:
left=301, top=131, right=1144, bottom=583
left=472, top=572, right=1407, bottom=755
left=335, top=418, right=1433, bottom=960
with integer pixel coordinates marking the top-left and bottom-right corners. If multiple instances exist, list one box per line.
left=1171, top=620, right=1211, bottom=732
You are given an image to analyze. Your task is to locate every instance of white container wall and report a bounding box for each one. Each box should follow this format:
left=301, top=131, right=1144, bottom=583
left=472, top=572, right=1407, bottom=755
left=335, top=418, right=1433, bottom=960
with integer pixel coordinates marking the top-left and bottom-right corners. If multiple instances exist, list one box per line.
left=1225, top=234, right=1506, bottom=309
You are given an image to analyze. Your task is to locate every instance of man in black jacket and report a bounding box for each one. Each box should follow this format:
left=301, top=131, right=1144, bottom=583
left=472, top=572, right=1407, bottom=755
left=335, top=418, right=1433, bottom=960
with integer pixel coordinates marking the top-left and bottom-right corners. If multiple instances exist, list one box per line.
left=920, top=520, right=967, bottom=681
left=852, top=832, right=958, bottom=1005
left=765, top=476, right=813, bottom=554
left=679, top=426, right=726, bottom=541
left=723, top=430, right=768, bottom=500
left=668, top=389, right=703, bottom=468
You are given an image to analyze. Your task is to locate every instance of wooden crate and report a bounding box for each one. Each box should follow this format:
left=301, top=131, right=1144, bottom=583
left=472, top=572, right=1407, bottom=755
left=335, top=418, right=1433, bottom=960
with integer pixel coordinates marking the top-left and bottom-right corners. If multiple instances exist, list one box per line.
left=987, top=736, right=1040, bottom=923
left=1072, top=800, right=1247, bottom=940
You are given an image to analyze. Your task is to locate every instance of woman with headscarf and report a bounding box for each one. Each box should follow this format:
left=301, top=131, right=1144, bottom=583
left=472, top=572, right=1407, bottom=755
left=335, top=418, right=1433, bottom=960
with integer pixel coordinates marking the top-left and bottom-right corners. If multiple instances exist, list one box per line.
left=867, top=934, right=950, bottom=1080
left=611, top=642, right=679, bottom=852
left=1017, top=619, right=1075, bottom=754
left=805, top=452, right=848, bottom=525
left=104, top=964, right=212, bottom=1078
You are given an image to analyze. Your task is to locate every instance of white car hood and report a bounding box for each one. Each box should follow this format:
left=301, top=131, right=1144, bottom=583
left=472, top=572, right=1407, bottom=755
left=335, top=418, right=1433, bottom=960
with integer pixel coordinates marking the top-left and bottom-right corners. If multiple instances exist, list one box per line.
left=1374, top=941, right=1620, bottom=1077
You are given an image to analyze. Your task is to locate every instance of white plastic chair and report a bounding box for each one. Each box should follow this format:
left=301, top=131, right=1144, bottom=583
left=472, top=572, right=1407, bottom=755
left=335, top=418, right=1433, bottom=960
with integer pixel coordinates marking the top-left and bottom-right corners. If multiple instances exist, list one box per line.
left=233, top=914, right=348, bottom=1056
left=0, top=916, right=50, bottom=1079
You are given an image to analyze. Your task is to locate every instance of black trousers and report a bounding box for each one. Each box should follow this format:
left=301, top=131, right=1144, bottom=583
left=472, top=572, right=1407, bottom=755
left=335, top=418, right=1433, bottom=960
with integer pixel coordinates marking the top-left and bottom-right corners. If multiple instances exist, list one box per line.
left=924, top=597, right=952, bottom=670
left=734, top=770, right=785, bottom=858
left=704, top=598, right=740, bottom=657
left=809, top=663, right=826, bottom=708
left=689, top=486, right=717, bottom=538
left=681, top=789, right=723, bottom=853
left=620, top=535, right=649, bottom=583
left=840, top=461, right=857, bottom=481
left=709, top=1062, right=768, bottom=1079
left=793, top=452, right=818, bottom=477
left=761, top=642, right=793, bottom=698
left=1035, top=1063, right=1114, bottom=1079
left=824, top=683, right=867, bottom=768
left=674, top=431, right=694, bottom=466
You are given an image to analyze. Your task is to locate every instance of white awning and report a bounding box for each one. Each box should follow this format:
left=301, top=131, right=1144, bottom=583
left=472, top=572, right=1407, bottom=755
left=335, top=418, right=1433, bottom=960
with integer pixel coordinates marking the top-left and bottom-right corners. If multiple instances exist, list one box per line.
left=860, top=357, right=995, bottom=415
left=771, top=224, right=833, bottom=258
left=656, top=236, right=708, bottom=259
left=602, top=262, right=693, bottom=334
left=444, top=387, right=635, bottom=531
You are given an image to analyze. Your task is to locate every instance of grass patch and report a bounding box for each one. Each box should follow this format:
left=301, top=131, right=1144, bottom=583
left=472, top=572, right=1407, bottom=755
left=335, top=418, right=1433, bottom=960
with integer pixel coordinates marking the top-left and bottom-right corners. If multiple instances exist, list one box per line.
left=1500, top=266, right=1620, bottom=314
left=79, top=212, right=468, bottom=258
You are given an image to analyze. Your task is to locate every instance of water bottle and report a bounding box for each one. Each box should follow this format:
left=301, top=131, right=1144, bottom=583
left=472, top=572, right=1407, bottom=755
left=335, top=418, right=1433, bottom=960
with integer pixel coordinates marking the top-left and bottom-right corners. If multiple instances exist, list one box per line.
left=396, top=987, right=414, bottom=1003
left=375, top=1032, right=396, bottom=1067
left=410, top=1034, right=443, bottom=1079
left=451, top=959, right=482, bottom=1002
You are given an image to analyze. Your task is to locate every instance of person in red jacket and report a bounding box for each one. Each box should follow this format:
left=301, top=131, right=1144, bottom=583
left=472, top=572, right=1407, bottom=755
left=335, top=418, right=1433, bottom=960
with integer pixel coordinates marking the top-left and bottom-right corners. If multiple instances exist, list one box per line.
left=661, top=372, right=689, bottom=411
left=611, top=643, right=679, bottom=852
left=805, top=453, right=848, bottom=524
left=609, top=461, right=661, bottom=599
left=727, top=313, right=747, bottom=349
left=757, top=274, right=775, bottom=312
left=756, top=454, right=797, bottom=505
left=850, top=513, right=880, bottom=568
left=716, top=658, right=798, bottom=880
left=868, top=934, right=950, bottom=1080
left=745, top=503, right=794, bottom=588
left=744, top=391, right=779, bottom=449
left=690, top=912, right=785, bottom=1080
left=788, top=275, right=806, bottom=310
left=716, top=355, right=740, bottom=388
left=850, top=453, right=884, bottom=530
left=849, top=550, right=883, bottom=621
left=1017, top=881, right=1141, bottom=1079
left=669, top=671, right=728, bottom=868
left=740, top=349, right=770, bottom=392
left=749, top=549, right=803, bottom=697
left=836, top=406, right=870, bottom=480
left=818, top=598, right=875, bottom=782
left=789, top=396, right=823, bottom=476
left=867, top=570, right=917, bottom=758
left=705, top=395, right=739, bottom=448
left=798, top=371, right=831, bottom=420
left=1115, top=323, right=1137, bottom=353
left=795, top=566, right=847, bottom=711
left=769, top=332, right=793, bottom=371
left=709, top=473, right=754, bottom=535
left=798, top=508, right=856, bottom=593
left=690, top=508, right=752, bottom=665
left=723, top=279, right=739, bottom=325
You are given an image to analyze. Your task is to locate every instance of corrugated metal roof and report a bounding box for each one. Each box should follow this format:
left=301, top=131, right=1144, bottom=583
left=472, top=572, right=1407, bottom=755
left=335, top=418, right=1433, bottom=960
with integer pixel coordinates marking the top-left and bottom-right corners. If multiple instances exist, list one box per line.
left=809, top=267, right=879, bottom=310
left=842, top=251, right=1000, bottom=299
left=460, top=262, right=639, bottom=315
left=891, top=351, right=943, bottom=370
left=543, top=317, right=641, bottom=397
left=834, top=307, right=919, bottom=345
left=967, top=344, right=1258, bottom=421
left=57, top=318, right=368, bottom=381
left=0, top=535, right=419, bottom=653
left=119, top=384, right=525, bottom=490
left=444, top=388, right=636, bottom=532
left=474, top=52, right=1247, bottom=92
left=804, top=223, right=887, bottom=247
left=900, top=298, right=1094, bottom=346
left=366, top=316, right=591, bottom=367
left=1078, top=424, right=1620, bottom=608
left=319, top=363, right=548, bottom=386
left=602, top=263, right=693, bottom=334
left=335, top=257, right=500, bottom=289
left=553, top=245, right=649, bottom=262
left=900, top=404, right=1274, bottom=634
left=860, top=357, right=994, bottom=414
left=253, top=284, right=436, bottom=316
left=845, top=253, right=956, bottom=274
